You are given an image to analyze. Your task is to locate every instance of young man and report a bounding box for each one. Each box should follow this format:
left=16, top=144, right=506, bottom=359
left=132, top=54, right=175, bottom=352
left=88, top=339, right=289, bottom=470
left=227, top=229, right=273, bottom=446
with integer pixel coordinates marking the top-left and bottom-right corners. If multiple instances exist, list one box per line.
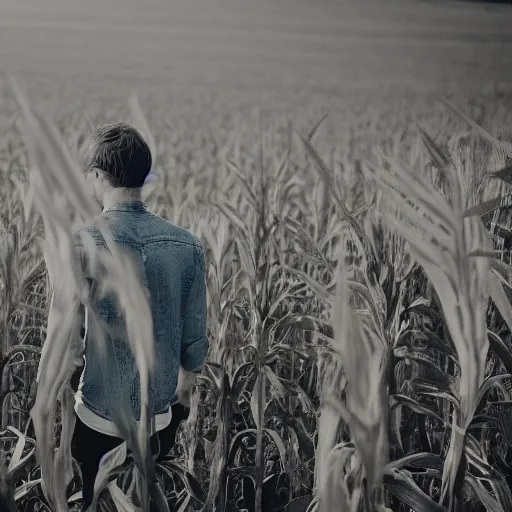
left=44, top=122, right=208, bottom=509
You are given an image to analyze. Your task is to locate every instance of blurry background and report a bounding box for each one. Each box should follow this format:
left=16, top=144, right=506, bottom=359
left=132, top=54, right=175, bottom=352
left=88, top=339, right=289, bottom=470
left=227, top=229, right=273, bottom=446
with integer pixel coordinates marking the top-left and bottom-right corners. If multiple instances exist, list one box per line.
left=0, top=0, right=511, bottom=105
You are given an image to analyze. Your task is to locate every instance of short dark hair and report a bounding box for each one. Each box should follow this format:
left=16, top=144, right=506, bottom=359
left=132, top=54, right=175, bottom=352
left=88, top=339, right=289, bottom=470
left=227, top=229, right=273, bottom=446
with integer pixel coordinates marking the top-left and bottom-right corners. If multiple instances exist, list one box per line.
left=79, top=122, right=152, bottom=188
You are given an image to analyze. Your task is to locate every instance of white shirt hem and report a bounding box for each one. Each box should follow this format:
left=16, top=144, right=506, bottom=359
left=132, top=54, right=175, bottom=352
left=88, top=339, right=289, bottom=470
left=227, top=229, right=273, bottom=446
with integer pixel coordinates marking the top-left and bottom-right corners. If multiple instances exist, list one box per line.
left=74, top=396, right=172, bottom=438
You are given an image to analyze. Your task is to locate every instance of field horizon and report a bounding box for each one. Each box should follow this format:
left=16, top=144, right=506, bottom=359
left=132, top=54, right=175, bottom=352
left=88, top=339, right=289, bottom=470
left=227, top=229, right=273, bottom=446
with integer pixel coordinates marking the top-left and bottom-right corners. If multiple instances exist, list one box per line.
left=0, top=0, right=511, bottom=107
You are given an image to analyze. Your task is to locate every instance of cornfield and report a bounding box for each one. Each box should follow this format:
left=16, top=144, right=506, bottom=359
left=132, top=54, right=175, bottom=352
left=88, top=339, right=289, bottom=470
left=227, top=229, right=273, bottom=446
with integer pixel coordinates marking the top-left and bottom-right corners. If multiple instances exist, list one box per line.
left=1, top=77, right=512, bottom=512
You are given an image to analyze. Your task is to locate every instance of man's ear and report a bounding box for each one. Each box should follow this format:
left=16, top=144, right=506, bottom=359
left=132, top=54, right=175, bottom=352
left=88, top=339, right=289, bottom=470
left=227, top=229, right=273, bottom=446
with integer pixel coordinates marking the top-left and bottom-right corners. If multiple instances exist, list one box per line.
left=87, top=168, right=104, bottom=184
left=85, top=169, right=95, bottom=183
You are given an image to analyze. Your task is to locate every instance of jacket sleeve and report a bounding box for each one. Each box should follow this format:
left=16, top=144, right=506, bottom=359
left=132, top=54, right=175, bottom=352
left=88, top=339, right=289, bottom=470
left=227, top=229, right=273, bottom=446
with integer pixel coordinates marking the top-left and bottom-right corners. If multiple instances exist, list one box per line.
left=180, top=243, right=208, bottom=373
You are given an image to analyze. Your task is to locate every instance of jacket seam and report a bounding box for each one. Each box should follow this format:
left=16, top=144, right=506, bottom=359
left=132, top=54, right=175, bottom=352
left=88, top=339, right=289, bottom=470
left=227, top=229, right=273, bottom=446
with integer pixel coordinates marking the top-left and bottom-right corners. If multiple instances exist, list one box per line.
left=183, top=335, right=207, bottom=345
left=73, top=238, right=200, bottom=249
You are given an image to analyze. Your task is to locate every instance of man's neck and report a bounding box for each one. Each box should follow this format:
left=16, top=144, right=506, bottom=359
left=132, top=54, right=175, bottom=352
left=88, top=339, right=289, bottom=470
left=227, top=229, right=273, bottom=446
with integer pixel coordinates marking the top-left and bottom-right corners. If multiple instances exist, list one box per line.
left=102, top=187, right=143, bottom=212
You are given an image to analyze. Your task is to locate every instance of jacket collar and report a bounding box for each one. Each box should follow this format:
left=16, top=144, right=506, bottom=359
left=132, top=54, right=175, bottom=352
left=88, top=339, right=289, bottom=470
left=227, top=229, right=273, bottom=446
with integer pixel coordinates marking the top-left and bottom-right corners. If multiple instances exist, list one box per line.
left=103, top=201, right=147, bottom=213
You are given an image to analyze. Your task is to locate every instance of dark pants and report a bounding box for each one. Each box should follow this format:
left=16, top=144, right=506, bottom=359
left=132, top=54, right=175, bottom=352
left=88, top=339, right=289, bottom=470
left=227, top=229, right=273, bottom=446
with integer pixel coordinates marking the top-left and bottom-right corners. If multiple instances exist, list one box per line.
left=71, top=404, right=189, bottom=510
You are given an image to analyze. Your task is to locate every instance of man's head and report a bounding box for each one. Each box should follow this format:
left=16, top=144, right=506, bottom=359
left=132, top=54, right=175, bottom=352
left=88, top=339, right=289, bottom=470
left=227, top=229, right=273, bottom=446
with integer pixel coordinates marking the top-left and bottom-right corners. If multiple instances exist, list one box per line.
left=79, top=122, right=152, bottom=207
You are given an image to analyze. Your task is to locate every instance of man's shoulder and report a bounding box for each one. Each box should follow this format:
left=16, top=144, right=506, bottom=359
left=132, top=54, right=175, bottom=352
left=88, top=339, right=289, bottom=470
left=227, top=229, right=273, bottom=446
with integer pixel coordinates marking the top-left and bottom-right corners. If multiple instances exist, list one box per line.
left=149, top=214, right=202, bottom=248
left=72, top=220, right=102, bottom=246
left=71, top=212, right=202, bottom=250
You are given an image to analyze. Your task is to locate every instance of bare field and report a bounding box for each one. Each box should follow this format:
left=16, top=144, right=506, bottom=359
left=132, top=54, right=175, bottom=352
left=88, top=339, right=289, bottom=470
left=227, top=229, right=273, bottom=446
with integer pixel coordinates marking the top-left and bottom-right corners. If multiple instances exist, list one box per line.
left=0, top=0, right=511, bottom=104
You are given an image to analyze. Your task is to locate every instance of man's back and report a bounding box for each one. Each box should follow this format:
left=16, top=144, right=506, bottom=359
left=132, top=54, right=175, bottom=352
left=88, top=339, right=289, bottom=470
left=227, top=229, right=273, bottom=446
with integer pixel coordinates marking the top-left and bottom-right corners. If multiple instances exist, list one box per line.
left=74, top=201, right=208, bottom=431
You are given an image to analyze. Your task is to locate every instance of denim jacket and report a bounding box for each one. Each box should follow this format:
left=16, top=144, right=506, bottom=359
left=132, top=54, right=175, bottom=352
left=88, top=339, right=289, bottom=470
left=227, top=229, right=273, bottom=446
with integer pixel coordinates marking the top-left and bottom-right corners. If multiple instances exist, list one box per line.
left=71, top=201, right=208, bottom=422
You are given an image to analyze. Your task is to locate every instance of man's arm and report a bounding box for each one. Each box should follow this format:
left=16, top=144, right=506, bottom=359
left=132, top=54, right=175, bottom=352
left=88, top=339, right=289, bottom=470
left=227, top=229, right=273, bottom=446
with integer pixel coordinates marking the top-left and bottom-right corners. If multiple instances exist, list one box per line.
left=32, top=293, right=85, bottom=404
left=177, top=243, right=208, bottom=406
left=35, top=296, right=85, bottom=382
left=34, top=240, right=87, bottom=391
